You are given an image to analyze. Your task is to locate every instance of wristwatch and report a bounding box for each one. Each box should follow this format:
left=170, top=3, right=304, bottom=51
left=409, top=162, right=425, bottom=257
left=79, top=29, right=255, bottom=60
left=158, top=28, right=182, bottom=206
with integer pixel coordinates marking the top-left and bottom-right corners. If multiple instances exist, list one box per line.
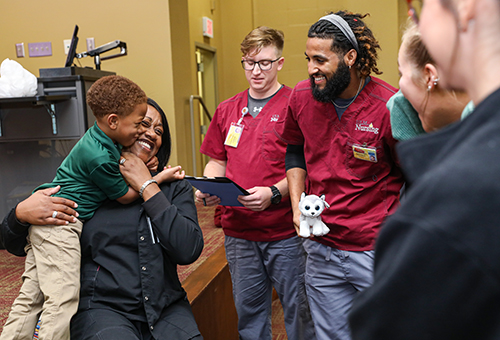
left=270, top=185, right=282, bottom=205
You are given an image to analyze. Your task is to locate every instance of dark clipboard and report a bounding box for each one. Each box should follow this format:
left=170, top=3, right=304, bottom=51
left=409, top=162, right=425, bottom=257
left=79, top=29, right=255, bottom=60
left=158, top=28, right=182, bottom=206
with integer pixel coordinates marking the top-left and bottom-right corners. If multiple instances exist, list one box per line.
left=185, top=176, right=249, bottom=207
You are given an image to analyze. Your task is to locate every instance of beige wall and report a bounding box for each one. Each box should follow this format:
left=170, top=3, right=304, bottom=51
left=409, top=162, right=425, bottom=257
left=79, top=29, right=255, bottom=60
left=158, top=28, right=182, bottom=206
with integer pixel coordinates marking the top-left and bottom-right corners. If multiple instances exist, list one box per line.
left=187, top=0, right=223, bottom=175
left=169, top=0, right=196, bottom=171
left=183, top=0, right=255, bottom=174
left=217, top=0, right=255, bottom=100
left=0, top=0, right=180, bottom=164
left=189, top=0, right=406, bottom=104
left=187, top=0, right=255, bottom=102
left=253, top=0, right=402, bottom=88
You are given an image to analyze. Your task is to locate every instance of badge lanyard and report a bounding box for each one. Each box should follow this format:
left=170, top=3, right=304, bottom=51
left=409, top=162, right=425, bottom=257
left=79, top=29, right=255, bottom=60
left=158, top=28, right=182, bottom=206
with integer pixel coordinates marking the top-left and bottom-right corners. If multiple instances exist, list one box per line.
left=224, top=107, right=248, bottom=148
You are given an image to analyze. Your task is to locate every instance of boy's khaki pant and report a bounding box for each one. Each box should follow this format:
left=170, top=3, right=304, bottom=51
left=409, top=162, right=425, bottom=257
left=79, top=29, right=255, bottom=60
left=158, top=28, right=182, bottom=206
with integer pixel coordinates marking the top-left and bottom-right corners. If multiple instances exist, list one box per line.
left=0, top=220, right=83, bottom=340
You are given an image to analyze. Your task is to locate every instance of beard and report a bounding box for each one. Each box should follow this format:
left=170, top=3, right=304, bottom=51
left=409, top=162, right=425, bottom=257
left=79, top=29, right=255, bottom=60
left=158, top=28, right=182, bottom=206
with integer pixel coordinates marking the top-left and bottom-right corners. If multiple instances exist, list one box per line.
left=310, top=60, right=351, bottom=103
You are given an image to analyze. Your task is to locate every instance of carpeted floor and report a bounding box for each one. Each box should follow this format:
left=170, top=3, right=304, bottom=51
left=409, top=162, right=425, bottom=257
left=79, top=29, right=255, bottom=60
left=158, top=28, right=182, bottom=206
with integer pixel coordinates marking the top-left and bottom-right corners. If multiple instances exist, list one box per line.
left=0, top=203, right=287, bottom=339
left=0, top=249, right=25, bottom=332
left=177, top=204, right=225, bottom=282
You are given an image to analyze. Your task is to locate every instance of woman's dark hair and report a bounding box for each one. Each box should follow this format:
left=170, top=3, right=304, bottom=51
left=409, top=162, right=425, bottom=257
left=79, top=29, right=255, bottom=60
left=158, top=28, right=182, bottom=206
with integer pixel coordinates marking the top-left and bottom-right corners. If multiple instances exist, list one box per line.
left=308, top=10, right=381, bottom=77
left=147, top=98, right=171, bottom=169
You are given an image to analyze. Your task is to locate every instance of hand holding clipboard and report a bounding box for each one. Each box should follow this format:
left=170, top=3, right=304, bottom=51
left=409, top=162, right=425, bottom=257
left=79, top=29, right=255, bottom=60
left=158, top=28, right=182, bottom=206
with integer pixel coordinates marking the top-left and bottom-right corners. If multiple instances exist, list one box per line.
left=186, top=176, right=249, bottom=207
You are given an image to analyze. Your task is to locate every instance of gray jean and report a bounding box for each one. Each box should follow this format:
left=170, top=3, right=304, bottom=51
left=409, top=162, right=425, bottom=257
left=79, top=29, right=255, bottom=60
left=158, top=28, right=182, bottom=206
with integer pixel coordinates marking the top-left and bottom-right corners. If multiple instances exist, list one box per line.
left=303, top=239, right=374, bottom=340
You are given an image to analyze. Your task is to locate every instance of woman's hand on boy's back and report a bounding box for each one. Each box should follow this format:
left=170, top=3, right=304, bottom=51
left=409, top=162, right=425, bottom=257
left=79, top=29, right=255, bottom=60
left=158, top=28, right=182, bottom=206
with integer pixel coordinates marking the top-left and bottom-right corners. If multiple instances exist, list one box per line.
left=16, top=186, right=78, bottom=225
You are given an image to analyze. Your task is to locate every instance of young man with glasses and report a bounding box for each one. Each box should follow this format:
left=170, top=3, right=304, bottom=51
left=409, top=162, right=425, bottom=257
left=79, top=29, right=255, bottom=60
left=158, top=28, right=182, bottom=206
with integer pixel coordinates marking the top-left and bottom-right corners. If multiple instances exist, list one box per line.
left=274, top=11, right=404, bottom=340
left=195, top=26, right=315, bottom=340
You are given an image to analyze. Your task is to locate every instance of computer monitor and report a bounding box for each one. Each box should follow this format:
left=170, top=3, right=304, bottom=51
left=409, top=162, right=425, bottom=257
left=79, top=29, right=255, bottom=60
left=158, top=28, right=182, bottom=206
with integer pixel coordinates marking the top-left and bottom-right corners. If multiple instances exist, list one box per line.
left=64, top=25, right=79, bottom=67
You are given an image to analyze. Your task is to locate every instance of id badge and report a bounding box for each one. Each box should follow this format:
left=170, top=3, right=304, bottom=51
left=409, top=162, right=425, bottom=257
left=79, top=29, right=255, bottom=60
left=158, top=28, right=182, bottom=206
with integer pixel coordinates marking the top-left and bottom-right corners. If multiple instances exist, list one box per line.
left=352, top=145, right=378, bottom=163
left=224, top=122, right=244, bottom=148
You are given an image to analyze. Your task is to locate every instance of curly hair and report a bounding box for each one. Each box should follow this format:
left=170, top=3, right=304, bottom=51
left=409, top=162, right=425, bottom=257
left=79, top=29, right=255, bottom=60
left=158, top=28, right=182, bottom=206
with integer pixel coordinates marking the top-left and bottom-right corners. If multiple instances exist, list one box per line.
left=240, top=26, right=284, bottom=57
left=308, top=11, right=381, bottom=78
left=87, top=75, right=147, bottom=119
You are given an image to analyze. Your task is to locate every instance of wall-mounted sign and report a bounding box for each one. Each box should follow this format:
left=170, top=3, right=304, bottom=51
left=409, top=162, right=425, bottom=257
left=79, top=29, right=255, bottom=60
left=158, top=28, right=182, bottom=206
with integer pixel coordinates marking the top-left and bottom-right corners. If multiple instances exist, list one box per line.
left=203, top=17, right=213, bottom=38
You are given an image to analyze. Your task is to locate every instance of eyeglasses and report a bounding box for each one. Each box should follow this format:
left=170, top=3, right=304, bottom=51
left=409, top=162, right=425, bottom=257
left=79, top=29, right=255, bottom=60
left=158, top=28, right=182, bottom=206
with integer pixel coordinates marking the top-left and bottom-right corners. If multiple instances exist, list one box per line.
left=241, top=57, right=281, bottom=71
left=406, top=0, right=422, bottom=24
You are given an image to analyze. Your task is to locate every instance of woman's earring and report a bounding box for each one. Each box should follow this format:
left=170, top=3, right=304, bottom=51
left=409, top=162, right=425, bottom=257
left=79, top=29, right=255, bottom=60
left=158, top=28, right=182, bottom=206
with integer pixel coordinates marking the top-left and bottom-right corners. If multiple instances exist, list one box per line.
left=428, top=77, right=439, bottom=91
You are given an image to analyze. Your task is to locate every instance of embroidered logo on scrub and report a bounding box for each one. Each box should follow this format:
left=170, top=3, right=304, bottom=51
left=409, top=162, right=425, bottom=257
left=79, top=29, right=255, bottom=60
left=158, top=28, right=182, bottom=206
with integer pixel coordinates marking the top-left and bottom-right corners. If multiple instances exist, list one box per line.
left=270, top=114, right=279, bottom=122
left=355, top=121, right=379, bottom=134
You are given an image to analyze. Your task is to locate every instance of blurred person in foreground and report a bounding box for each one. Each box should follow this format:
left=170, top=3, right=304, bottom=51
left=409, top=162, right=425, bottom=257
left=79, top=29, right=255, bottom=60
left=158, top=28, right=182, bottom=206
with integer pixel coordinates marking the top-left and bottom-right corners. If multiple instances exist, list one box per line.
left=350, top=0, right=500, bottom=338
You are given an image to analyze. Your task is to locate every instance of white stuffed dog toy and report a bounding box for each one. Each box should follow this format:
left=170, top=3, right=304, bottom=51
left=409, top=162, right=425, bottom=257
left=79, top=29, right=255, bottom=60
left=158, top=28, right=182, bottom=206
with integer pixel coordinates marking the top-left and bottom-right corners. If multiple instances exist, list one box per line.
left=298, top=192, right=330, bottom=238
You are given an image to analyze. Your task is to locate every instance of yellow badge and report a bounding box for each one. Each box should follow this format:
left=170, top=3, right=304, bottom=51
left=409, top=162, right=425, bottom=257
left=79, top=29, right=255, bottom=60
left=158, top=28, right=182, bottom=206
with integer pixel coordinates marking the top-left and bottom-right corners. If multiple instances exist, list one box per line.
left=352, top=145, right=378, bottom=163
left=224, top=122, right=244, bottom=148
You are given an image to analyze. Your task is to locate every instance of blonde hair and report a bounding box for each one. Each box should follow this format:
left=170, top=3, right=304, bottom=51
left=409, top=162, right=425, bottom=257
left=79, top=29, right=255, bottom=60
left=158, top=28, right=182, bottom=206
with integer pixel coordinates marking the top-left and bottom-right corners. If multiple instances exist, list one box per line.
left=240, top=26, right=284, bottom=57
left=400, top=18, right=469, bottom=130
left=401, top=18, right=434, bottom=86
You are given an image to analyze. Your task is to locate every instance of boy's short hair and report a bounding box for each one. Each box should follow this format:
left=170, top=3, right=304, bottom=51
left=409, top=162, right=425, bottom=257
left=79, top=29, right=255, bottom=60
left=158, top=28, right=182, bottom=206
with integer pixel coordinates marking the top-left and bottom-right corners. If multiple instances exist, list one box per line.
left=240, top=26, right=284, bottom=58
left=87, top=75, right=147, bottom=119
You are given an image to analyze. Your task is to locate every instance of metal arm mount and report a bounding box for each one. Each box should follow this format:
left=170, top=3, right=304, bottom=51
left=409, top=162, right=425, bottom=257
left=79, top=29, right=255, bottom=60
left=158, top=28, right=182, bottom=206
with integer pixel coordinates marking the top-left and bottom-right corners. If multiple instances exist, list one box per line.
left=44, top=104, right=58, bottom=135
left=76, top=40, right=127, bottom=70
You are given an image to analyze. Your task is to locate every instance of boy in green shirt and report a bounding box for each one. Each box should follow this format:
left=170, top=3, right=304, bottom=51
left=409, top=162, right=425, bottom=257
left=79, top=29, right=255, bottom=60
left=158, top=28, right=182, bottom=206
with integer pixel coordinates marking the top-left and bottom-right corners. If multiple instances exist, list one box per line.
left=1, top=75, right=152, bottom=340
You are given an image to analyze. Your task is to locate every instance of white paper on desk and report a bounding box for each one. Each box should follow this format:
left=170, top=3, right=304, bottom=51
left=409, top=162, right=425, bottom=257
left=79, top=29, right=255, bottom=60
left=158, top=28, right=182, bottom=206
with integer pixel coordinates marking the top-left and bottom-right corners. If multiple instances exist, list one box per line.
left=185, top=176, right=249, bottom=207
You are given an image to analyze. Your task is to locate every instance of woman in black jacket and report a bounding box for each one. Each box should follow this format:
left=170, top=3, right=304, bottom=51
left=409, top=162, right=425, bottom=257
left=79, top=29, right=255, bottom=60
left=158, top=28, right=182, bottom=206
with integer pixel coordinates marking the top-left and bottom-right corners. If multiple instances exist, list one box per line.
left=1, top=98, right=204, bottom=340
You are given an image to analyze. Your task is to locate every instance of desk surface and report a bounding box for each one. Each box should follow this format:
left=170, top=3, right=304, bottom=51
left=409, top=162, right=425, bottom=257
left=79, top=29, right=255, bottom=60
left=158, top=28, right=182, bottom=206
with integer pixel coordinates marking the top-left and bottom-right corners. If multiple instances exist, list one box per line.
left=0, top=95, right=71, bottom=105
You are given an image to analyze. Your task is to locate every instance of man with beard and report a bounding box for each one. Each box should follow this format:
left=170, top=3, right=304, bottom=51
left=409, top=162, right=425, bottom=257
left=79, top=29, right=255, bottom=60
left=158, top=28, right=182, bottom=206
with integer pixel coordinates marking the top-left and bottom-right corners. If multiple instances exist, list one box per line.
left=274, top=11, right=404, bottom=340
